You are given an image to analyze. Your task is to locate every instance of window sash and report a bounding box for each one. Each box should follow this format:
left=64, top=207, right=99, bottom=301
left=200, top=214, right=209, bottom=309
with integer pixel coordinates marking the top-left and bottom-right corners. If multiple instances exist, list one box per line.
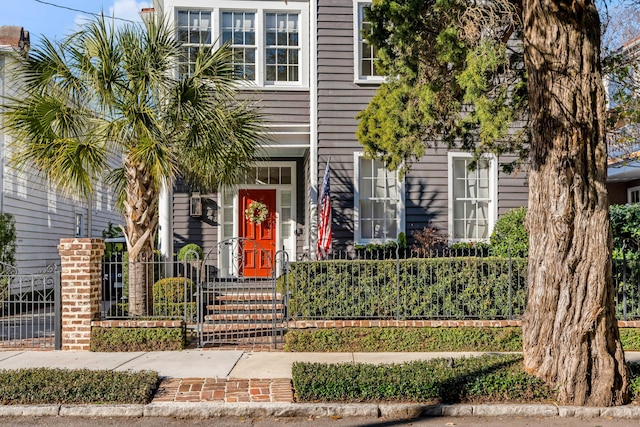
left=177, top=10, right=212, bottom=77
left=357, top=157, right=400, bottom=241
left=356, top=3, right=382, bottom=80
left=265, top=12, right=300, bottom=83
left=451, top=157, right=493, bottom=240
left=221, top=11, right=257, bottom=80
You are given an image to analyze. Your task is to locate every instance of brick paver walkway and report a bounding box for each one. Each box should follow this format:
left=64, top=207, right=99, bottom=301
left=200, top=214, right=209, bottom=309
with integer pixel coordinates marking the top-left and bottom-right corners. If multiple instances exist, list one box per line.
left=153, top=378, right=294, bottom=403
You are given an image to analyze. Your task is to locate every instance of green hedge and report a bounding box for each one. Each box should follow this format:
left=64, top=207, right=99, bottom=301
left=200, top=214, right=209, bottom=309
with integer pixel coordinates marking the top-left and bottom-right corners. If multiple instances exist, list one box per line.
left=91, top=327, right=185, bottom=351
left=0, top=368, right=159, bottom=404
left=284, top=327, right=523, bottom=352
left=292, top=354, right=553, bottom=403
left=281, top=257, right=527, bottom=319
left=284, top=327, right=640, bottom=352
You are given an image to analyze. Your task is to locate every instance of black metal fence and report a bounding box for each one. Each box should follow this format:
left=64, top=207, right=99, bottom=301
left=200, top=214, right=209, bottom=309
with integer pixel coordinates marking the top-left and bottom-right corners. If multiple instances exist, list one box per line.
left=101, top=246, right=640, bottom=323
left=282, top=249, right=640, bottom=321
left=101, top=252, right=199, bottom=322
left=0, top=264, right=61, bottom=349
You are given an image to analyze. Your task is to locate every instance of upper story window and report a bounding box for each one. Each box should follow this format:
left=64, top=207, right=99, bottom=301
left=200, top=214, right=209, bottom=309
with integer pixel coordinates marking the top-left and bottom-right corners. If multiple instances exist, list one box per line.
left=448, top=153, right=497, bottom=242
left=222, top=11, right=256, bottom=80
left=628, top=186, right=640, bottom=204
left=354, top=2, right=383, bottom=83
left=265, top=13, right=299, bottom=83
left=177, top=10, right=212, bottom=77
left=354, top=153, right=404, bottom=244
left=175, top=5, right=307, bottom=88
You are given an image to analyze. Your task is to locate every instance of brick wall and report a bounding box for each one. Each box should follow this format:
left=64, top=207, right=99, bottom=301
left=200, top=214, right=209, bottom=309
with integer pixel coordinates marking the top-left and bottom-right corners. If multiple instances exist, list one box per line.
left=58, top=238, right=105, bottom=351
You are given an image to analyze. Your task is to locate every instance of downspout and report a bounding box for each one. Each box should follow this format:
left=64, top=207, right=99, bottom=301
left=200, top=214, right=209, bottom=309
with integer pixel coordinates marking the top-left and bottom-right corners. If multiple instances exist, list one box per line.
left=309, top=0, right=319, bottom=260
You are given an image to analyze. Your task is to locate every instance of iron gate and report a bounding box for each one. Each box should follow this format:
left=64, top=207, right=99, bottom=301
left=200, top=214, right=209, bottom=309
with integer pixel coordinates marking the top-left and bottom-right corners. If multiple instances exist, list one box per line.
left=197, top=238, right=288, bottom=348
left=0, top=264, right=61, bottom=350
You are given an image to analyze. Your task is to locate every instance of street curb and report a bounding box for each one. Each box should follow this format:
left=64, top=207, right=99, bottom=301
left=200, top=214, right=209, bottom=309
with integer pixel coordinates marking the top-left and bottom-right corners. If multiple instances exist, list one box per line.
left=3, top=402, right=640, bottom=419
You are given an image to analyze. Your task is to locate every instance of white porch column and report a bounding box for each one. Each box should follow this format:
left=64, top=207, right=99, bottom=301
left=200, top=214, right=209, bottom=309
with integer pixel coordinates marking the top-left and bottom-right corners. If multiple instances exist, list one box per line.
left=158, top=184, right=174, bottom=276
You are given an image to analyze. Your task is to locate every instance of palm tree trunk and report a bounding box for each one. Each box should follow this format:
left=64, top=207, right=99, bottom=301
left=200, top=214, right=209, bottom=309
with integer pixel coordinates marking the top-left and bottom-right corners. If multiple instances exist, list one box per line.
left=123, top=156, right=158, bottom=316
left=522, top=0, right=629, bottom=405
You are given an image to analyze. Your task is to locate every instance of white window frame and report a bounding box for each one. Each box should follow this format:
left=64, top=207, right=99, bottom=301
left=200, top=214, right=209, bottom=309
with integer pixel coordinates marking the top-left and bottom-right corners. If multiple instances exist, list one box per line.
left=628, top=185, right=640, bottom=204
left=221, top=10, right=257, bottom=80
left=176, top=9, right=213, bottom=78
left=448, top=152, right=498, bottom=243
left=75, top=213, right=85, bottom=237
left=354, top=152, right=405, bottom=244
left=353, top=1, right=384, bottom=84
left=174, top=1, right=309, bottom=89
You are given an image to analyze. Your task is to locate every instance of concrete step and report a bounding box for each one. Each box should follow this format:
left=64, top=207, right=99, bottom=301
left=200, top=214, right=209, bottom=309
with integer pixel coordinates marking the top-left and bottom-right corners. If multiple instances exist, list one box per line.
left=200, top=323, right=287, bottom=333
left=212, top=293, right=284, bottom=302
left=206, top=303, right=285, bottom=311
left=205, top=312, right=284, bottom=322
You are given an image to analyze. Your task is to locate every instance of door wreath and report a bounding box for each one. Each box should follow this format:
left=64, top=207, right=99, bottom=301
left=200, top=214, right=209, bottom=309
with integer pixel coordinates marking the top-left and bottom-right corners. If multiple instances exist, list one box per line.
left=245, top=200, right=269, bottom=224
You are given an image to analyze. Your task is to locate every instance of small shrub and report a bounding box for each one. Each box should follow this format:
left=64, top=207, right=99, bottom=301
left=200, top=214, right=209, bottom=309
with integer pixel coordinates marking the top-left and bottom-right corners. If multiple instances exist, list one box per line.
left=91, top=327, right=185, bottom=351
left=0, top=213, right=16, bottom=267
left=153, top=277, right=195, bottom=303
left=397, top=232, right=407, bottom=249
left=0, top=368, right=159, bottom=404
left=490, top=207, right=528, bottom=258
left=178, top=243, right=204, bottom=261
left=412, top=226, right=447, bottom=255
left=610, top=203, right=640, bottom=259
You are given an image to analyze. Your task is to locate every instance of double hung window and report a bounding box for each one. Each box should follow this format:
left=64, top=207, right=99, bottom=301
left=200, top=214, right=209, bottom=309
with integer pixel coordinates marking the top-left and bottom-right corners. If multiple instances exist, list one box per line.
left=354, top=154, right=404, bottom=243
left=449, top=154, right=497, bottom=241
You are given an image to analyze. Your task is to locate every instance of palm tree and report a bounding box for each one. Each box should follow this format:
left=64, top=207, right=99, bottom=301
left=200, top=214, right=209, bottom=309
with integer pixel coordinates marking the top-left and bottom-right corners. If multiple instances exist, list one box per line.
left=1, top=16, right=265, bottom=316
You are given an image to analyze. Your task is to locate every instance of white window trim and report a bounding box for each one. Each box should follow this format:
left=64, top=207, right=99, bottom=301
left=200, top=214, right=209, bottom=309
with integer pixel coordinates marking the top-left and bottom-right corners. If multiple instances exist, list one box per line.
left=628, top=185, right=640, bottom=204
left=447, top=152, right=498, bottom=243
left=173, top=1, right=309, bottom=89
left=353, top=152, right=405, bottom=244
left=353, top=1, right=384, bottom=84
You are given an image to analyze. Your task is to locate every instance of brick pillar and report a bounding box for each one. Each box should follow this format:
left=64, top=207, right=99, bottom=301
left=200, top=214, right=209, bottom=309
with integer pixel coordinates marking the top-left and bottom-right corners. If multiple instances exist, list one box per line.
left=58, top=238, right=105, bottom=351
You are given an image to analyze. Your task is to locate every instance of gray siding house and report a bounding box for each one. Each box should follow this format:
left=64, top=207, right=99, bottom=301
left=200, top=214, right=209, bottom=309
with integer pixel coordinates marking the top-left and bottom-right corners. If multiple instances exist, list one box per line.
left=152, top=0, right=529, bottom=274
left=0, top=26, right=124, bottom=272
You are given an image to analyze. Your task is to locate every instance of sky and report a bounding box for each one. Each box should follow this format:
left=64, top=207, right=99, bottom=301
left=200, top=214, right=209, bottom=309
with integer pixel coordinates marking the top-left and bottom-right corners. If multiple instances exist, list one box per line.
left=1, top=0, right=152, bottom=42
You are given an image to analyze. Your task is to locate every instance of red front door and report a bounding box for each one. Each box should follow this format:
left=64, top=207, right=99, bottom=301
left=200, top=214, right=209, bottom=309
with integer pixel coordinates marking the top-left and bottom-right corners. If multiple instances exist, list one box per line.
left=239, top=189, right=276, bottom=277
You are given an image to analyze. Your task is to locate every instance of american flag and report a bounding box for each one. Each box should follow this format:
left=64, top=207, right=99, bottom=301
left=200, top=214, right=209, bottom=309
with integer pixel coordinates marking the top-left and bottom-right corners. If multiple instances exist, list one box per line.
left=317, top=160, right=332, bottom=259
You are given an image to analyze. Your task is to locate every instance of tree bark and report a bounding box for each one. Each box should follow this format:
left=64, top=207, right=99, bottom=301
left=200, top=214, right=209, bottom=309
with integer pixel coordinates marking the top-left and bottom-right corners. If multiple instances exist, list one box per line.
left=522, top=0, right=629, bottom=406
left=123, top=156, right=158, bottom=316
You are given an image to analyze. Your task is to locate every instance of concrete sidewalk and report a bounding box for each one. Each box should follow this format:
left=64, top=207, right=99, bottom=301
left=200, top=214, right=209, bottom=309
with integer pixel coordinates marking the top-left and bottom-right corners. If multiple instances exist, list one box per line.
left=2, top=350, right=640, bottom=420
left=0, top=350, right=506, bottom=379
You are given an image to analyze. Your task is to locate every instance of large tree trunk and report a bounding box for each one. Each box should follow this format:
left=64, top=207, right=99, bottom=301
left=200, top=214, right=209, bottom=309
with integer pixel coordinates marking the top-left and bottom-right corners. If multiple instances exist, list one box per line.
left=522, top=0, right=629, bottom=406
left=123, top=156, right=158, bottom=316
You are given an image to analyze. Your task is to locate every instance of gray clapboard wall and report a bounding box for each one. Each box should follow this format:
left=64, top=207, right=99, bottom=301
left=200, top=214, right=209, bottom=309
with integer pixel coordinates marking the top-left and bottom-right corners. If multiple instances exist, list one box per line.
left=316, top=0, right=528, bottom=247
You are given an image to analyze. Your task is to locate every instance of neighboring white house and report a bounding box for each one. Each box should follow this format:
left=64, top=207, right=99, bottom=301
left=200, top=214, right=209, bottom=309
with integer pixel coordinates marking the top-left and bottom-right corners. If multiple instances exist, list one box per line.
left=0, top=26, right=123, bottom=272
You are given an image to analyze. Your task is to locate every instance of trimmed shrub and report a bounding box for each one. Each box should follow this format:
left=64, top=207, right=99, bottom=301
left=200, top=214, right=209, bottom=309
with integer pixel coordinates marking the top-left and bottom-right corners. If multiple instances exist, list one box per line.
left=284, top=327, right=523, bottom=352
left=292, top=354, right=554, bottom=403
left=490, top=207, right=528, bottom=258
left=105, top=302, right=197, bottom=320
left=0, top=368, right=159, bottom=404
left=178, top=243, right=204, bottom=261
left=153, top=277, right=195, bottom=303
left=91, top=327, right=185, bottom=351
left=280, top=257, right=528, bottom=320
left=0, top=213, right=16, bottom=267
left=285, top=327, right=640, bottom=352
